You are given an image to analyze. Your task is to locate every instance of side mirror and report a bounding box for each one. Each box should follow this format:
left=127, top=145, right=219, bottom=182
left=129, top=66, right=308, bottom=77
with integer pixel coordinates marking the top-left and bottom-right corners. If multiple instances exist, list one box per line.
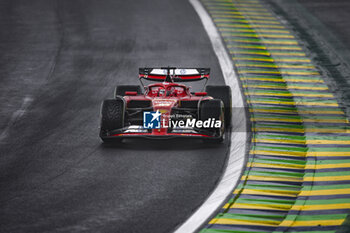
left=194, top=92, right=207, bottom=96
left=125, top=91, right=138, bottom=96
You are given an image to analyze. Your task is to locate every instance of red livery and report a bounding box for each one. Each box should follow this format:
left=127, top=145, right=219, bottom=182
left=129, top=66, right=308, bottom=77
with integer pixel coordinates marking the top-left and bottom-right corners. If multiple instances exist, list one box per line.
left=99, top=67, right=231, bottom=143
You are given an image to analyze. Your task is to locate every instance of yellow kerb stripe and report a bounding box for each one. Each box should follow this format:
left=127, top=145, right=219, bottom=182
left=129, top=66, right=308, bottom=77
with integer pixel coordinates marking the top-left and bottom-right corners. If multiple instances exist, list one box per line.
left=211, top=12, right=272, bottom=16
left=214, top=15, right=275, bottom=20
left=250, top=109, right=343, bottom=115
left=233, top=58, right=310, bottom=62
left=246, top=92, right=333, bottom=98
left=253, top=138, right=305, bottom=144
left=241, top=175, right=303, bottom=182
left=251, top=150, right=350, bottom=156
left=209, top=218, right=280, bottom=226
left=243, top=84, right=328, bottom=90
left=253, top=128, right=350, bottom=133
left=239, top=70, right=319, bottom=75
left=222, top=33, right=295, bottom=38
left=218, top=24, right=285, bottom=29
left=220, top=29, right=287, bottom=33
left=307, top=140, right=350, bottom=144
left=248, top=100, right=338, bottom=107
left=240, top=77, right=323, bottom=83
left=280, top=219, right=344, bottom=227
left=250, top=150, right=306, bottom=156
left=229, top=39, right=298, bottom=45
left=232, top=52, right=306, bottom=56
left=253, top=139, right=350, bottom=145
left=291, top=203, right=350, bottom=211
left=299, top=188, right=350, bottom=196
left=251, top=118, right=346, bottom=123
left=236, top=64, right=314, bottom=69
left=248, top=162, right=304, bottom=169
left=233, top=188, right=300, bottom=197
left=224, top=203, right=293, bottom=210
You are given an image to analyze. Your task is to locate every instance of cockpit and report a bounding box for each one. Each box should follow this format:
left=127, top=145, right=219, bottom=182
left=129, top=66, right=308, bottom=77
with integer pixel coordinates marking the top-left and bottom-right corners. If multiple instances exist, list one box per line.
left=148, top=85, right=187, bottom=97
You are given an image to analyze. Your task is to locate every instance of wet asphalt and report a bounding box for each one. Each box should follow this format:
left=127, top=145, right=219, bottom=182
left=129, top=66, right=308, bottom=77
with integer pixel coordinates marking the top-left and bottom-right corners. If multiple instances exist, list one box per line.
left=2, top=0, right=350, bottom=232
left=0, top=1, right=229, bottom=232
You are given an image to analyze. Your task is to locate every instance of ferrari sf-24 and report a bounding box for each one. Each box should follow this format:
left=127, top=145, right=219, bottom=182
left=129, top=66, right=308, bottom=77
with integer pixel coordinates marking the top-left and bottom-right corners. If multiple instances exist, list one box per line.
left=99, top=67, right=231, bottom=143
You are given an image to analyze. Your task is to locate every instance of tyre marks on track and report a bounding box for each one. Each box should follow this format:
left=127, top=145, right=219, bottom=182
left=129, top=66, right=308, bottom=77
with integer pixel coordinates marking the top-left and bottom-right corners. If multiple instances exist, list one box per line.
left=199, top=0, right=350, bottom=232
left=0, top=96, right=33, bottom=142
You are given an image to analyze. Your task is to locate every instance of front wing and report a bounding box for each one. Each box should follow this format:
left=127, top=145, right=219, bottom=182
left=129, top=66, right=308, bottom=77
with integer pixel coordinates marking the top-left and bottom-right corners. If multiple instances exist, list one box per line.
left=100, top=126, right=221, bottom=140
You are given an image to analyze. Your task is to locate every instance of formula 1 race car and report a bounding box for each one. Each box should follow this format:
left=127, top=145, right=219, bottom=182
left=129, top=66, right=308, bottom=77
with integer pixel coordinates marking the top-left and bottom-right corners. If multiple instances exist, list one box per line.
left=99, top=67, right=231, bottom=143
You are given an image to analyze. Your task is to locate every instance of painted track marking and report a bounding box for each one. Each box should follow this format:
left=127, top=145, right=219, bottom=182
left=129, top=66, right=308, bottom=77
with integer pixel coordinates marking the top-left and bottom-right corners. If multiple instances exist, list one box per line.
left=196, top=0, right=350, bottom=232
left=173, top=0, right=247, bottom=232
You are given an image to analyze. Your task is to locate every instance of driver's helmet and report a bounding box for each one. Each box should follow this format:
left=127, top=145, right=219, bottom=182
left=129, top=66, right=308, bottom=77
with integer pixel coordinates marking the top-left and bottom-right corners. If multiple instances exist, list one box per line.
left=159, top=88, right=165, bottom=96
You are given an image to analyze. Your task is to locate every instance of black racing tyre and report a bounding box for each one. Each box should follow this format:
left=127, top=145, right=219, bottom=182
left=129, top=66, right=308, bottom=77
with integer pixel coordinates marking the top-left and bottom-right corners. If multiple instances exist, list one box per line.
left=200, top=99, right=225, bottom=143
left=114, top=85, right=142, bottom=97
left=205, top=85, right=232, bottom=128
left=100, top=98, right=125, bottom=142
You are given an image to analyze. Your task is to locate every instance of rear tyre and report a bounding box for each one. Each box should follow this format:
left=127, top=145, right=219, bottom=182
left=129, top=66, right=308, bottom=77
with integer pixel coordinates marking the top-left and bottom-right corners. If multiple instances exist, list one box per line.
left=205, top=85, right=232, bottom=128
left=100, top=98, right=125, bottom=143
left=114, top=85, right=142, bottom=97
left=200, top=99, right=225, bottom=143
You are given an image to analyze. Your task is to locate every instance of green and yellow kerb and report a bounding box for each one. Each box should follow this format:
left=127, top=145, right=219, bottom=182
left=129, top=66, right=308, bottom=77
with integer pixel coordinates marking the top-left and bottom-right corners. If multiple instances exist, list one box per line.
left=200, top=0, right=350, bottom=232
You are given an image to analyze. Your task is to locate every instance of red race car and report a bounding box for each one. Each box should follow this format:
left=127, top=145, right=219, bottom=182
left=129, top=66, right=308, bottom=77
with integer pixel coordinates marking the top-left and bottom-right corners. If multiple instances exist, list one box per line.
left=99, top=67, right=231, bottom=143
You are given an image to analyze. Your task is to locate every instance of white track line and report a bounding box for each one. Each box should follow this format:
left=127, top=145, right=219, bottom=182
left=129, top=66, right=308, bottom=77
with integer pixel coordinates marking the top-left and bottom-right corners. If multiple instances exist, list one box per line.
left=174, top=0, right=247, bottom=232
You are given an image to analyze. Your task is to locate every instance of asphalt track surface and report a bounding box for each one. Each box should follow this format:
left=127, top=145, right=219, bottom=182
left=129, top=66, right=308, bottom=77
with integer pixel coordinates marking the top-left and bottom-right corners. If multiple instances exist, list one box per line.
left=297, top=0, right=350, bottom=50
left=295, top=0, right=350, bottom=118
left=0, top=1, right=230, bottom=232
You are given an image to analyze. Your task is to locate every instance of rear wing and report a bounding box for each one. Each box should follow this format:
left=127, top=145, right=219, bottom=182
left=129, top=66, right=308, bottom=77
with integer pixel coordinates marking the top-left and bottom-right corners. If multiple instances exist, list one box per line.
left=139, top=67, right=210, bottom=82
